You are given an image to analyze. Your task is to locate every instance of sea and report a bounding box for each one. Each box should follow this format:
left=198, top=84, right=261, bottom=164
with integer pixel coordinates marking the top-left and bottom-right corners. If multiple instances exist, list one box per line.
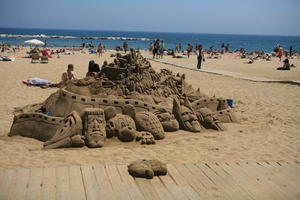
left=1, top=27, right=300, bottom=53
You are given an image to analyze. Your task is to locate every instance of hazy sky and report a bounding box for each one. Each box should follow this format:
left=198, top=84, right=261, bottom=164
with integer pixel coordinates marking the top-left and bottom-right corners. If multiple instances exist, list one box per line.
left=1, top=0, right=300, bottom=36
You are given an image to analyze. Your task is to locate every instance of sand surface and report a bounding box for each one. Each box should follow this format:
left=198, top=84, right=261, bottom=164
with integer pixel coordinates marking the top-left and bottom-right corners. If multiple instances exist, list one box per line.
left=0, top=48, right=299, bottom=169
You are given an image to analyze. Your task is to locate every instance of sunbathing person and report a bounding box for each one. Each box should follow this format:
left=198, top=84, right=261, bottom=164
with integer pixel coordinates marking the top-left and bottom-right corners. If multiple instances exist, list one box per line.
left=171, top=50, right=186, bottom=58
left=277, top=58, right=290, bottom=70
left=56, top=64, right=76, bottom=86
left=86, top=63, right=100, bottom=77
left=248, top=57, right=254, bottom=64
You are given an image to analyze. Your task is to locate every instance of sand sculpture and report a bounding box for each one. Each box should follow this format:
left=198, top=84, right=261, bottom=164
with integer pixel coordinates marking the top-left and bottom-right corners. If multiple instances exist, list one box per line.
left=9, top=49, right=238, bottom=148
left=128, top=159, right=167, bottom=179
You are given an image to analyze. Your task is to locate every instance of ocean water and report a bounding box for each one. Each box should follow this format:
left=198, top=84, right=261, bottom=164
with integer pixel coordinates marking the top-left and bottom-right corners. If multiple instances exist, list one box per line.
left=1, top=27, right=300, bottom=53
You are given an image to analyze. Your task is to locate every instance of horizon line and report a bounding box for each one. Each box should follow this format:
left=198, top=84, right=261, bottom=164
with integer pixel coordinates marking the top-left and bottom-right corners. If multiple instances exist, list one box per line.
left=1, top=26, right=300, bottom=37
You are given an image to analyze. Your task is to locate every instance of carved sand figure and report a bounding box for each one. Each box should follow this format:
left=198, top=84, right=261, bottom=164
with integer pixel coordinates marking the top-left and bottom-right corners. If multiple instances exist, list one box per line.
left=83, top=108, right=106, bottom=148
left=154, top=109, right=179, bottom=132
left=105, top=106, right=137, bottom=142
left=9, top=51, right=238, bottom=149
left=44, top=111, right=84, bottom=149
left=135, top=132, right=156, bottom=145
left=123, top=104, right=165, bottom=140
left=9, top=113, right=63, bottom=142
left=128, top=159, right=167, bottom=179
left=172, top=98, right=202, bottom=132
left=197, top=108, right=226, bottom=131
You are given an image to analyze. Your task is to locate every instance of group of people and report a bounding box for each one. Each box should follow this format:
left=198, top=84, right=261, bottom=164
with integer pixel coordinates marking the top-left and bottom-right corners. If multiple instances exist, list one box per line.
left=58, top=59, right=105, bottom=86
left=150, top=39, right=165, bottom=59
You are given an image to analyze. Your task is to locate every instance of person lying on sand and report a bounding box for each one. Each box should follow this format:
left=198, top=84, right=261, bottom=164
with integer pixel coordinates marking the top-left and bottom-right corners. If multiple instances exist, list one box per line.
left=171, top=50, right=186, bottom=58
left=248, top=57, right=254, bottom=64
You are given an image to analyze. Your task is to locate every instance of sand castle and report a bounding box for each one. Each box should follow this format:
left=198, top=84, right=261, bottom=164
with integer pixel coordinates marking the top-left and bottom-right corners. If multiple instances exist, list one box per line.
left=9, top=49, right=238, bottom=148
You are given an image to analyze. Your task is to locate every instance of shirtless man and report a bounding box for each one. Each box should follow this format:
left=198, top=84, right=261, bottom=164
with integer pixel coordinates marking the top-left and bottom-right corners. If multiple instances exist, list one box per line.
left=60, top=64, right=76, bottom=85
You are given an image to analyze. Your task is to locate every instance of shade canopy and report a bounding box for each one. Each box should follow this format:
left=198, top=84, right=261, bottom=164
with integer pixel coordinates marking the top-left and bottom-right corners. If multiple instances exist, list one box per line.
left=24, top=39, right=45, bottom=46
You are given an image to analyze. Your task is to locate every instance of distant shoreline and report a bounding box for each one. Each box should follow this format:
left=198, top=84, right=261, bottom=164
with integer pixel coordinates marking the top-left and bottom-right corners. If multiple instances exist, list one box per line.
left=0, top=34, right=153, bottom=41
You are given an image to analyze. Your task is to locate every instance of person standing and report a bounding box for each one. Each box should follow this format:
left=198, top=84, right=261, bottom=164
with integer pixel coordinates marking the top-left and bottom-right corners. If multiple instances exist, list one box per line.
left=277, top=46, right=283, bottom=61
left=175, top=44, right=179, bottom=53
left=98, top=43, right=103, bottom=57
left=123, top=41, right=128, bottom=53
left=196, top=45, right=205, bottom=69
left=179, top=43, right=182, bottom=52
left=153, top=39, right=160, bottom=59
left=289, top=45, right=293, bottom=57
left=159, top=40, right=165, bottom=59
left=187, top=44, right=193, bottom=58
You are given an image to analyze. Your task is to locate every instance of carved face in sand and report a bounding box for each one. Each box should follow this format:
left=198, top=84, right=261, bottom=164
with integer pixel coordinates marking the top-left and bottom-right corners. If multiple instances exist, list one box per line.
left=155, top=111, right=179, bottom=132
left=197, top=108, right=226, bottom=131
left=83, top=108, right=106, bottom=148
left=106, top=114, right=137, bottom=142
left=173, top=98, right=201, bottom=132
left=180, top=106, right=201, bottom=132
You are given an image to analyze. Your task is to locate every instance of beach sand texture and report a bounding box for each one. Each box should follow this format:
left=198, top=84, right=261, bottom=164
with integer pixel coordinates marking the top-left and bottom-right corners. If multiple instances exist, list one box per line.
left=0, top=49, right=299, bottom=169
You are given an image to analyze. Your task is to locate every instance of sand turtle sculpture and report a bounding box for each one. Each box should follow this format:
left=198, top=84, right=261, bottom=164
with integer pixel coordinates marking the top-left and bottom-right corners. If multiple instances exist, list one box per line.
left=9, top=50, right=238, bottom=148
left=128, top=159, right=167, bottom=179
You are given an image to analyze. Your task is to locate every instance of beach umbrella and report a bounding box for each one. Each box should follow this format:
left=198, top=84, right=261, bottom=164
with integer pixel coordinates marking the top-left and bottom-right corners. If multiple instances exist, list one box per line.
left=24, top=39, right=45, bottom=46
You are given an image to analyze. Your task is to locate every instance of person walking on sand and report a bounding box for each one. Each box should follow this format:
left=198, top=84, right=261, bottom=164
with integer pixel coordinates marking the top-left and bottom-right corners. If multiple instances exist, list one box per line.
left=196, top=45, right=205, bottom=69
left=98, top=43, right=103, bottom=57
left=277, top=46, right=283, bottom=61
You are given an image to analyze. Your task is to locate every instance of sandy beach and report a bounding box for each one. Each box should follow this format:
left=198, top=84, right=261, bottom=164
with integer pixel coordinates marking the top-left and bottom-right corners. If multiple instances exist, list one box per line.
left=0, top=48, right=299, bottom=169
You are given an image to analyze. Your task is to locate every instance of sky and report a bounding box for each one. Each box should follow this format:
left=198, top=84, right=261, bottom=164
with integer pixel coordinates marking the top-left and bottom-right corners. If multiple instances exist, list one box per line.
left=0, top=0, right=300, bottom=36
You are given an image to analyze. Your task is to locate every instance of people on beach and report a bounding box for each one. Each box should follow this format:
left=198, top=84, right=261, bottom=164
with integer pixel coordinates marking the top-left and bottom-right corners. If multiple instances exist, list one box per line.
left=277, top=46, right=283, bottom=61
left=196, top=45, right=205, bottom=69
left=149, top=42, right=154, bottom=53
left=97, top=43, right=103, bottom=57
left=123, top=42, right=129, bottom=53
left=58, top=64, right=76, bottom=86
left=187, top=44, right=193, bottom=58
left=153, top=39, right=160, bottom=59
left=86, top=63, right=100, bottom=77
left=89, top=41, right=94, bottom=48
left=248, top=57, right=254, bottom=64
left=175, top=44, right=179, bottom=53
left=225, top=44, right=229, bottom=52
left=289, top=45, right=293, bottom=57
left=86, top=60, right=99, bottom=77
left=277, top=58, right=291, bottom=70
left=159, top=40, right=164, bottom=59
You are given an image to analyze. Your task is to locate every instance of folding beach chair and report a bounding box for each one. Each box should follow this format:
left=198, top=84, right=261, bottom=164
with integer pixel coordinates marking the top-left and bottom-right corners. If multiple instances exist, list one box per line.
left=31, top=54, right=40, bottom=63
left=41, top=56, right=49, bottom=63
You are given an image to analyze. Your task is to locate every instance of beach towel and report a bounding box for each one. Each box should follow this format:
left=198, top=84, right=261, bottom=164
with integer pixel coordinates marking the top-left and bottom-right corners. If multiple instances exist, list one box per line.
left=0, top=57, right=15, bottom=61
left=23, top=78, right=53, bottom=87
left=41, top=50, right=52, bottom=58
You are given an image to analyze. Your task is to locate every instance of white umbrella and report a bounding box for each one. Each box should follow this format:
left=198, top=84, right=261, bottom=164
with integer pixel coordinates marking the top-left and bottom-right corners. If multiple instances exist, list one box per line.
left=24, top=39, right=45, bottom=46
